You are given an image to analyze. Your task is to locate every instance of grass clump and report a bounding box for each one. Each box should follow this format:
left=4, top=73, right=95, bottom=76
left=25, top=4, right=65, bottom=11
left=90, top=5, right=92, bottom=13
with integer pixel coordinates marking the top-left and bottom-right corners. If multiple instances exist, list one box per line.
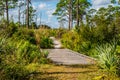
left=96, top=41, right=120, bottom=77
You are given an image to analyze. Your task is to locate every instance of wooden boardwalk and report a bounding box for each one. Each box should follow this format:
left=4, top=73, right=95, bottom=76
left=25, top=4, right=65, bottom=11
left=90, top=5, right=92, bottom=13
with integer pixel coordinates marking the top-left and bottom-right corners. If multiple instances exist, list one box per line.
left=47, top=37, right=95, bottom=65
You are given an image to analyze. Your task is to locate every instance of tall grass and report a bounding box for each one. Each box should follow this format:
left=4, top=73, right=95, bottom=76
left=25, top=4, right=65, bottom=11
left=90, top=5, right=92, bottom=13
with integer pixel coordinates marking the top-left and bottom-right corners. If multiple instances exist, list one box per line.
left=96, top=41, right=119, bottom=75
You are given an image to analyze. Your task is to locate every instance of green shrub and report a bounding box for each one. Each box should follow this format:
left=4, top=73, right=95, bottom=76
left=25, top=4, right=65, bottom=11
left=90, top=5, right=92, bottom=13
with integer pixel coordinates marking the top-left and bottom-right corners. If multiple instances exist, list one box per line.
left=35, top=29, right=54, bottom=48
left=40, top=36, right=53, bottom=49
left=0, top=36, right=49, bottom=78
left=15, top=40, right=39, bottom=63
left=0, top=38, right=49, bottom=80
left=55, top=28, right=67, bottom=38
left=61, top=25, right=120, bottom=57
left=11, top=39, right=49, bottom=64
left=5, top=22, right=18, bottom=37
left=41, top=50, right=49, bottom=58
left=3, top=64, right=29, bottom=80
left=49, top=29, right=57, bottom=37
left=0, top=42, right=29, bottom=80
left=61, top=31, right=94, bottom=55
left=96, top=41, right=119, bottom=74
left=61, top=31, right=78, bottom=50
left=0, top=58, right=38, bottom=80
left=0, top=26, right=51, bottom=80
left=0, top=33, right=43, bottom=63
left=12, top=28, right=36, bottom=44
left=0, top=37, right=15, bottom=55
left=117, top=56, right=120, bottom=76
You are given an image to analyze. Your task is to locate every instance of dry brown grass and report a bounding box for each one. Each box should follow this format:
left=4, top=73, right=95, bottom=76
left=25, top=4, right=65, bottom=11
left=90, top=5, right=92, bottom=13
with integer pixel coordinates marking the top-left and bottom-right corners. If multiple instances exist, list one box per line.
left=30, top=64, right=120, bottom=80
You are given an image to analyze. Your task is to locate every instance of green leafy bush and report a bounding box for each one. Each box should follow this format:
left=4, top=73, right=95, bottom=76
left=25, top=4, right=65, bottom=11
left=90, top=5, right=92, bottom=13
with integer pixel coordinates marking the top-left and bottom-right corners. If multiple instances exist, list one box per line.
left=96, top=41, right=119, bottom=74
left=61, top=24, right=120, bottom=57
left=5, top=22, right=18, bottom=37
left=2, top=64, right=29, bottom=80
left=61, top=26, right=97, bottom=56
left=117, top=56, right=120, bottom=76
left=48, top=29, right=57, bottom=37
left=34, top=29, right=53, bottom=48
left=0, top=38, right=29, bottom=80
left=1, top=57, right=38, bottom=80
left=7, top=39, right=49, bottom=64
left=0, top=37, right=14, bottom=54
left=61, top=31, right=94, bottom=55
left=55, top=28, right=67, bottom=38
left=14, top=40, right=41, bottom=63
left=40, top=36, right=53, bottom=48
left=12, top=28, right=36, bottom=44
left=0, top=30, right=49, bottom=80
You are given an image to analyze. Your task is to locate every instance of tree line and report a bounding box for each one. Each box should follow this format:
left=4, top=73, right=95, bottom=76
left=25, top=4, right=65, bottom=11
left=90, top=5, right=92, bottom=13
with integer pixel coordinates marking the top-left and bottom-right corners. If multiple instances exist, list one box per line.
left=0, top=0, right=37, bottom=28
left=0, top=0, right=120, bottom=29
left=53, top=0, right=120, bottom=30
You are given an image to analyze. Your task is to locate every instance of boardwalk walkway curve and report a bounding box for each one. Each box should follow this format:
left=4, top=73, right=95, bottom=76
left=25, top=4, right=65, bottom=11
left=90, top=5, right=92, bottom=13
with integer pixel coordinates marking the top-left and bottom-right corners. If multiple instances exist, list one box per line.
left=47, top=37, right=95, bottom=65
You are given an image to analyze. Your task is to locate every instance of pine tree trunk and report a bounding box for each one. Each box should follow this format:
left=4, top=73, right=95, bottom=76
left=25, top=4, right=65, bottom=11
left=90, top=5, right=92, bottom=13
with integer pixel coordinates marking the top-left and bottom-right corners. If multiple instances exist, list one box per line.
left=68, top=11, right=71, bottom=30
left=18, top=6, right=20, bottom=27
left=76, top=0, right=79, bottom=27
left=69, top=0, right=73, bottom=30
left=26, top=0, right=29, bottom=28
left=5, top=0, right=9, bottom=26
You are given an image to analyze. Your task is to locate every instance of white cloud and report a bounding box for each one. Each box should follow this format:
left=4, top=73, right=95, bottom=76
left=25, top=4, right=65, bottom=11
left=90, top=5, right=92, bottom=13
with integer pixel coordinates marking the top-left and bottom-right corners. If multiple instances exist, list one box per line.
left=92, top=0, right=110, bottom=6
left=46, top=9, right=55, bottom=17
left=46, top=9, right=55, bottom=21
left=9, top=9, right=18, bottom=20
left=38, top=3, right=47, bottom=9
left=91, top=0, right=112, bottom=9
left=32, top=5, right=36, bottom=9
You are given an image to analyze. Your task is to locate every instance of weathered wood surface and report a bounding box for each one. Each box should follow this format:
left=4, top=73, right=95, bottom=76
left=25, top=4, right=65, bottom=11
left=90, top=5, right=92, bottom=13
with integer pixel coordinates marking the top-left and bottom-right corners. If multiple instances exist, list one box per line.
left=47, top=37, right=95, bottom=65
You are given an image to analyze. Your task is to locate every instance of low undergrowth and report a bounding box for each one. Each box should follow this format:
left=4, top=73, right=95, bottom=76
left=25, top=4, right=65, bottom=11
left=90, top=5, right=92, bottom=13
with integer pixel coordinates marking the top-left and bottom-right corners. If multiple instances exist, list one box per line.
left=61, top=25, right=120, bottom=77
left=28, top=64, right=120, bottom=80
left=96, top=41, right=120, bottom=76
left=0, top=23, right=50, bottom=80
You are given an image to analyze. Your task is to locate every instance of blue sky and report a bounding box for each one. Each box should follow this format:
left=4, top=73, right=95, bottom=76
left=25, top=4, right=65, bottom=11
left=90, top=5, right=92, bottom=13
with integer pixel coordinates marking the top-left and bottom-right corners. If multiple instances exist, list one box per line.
left=31, top=0, right=59, bottom=28
left=9, top=0, right=117, bottom=28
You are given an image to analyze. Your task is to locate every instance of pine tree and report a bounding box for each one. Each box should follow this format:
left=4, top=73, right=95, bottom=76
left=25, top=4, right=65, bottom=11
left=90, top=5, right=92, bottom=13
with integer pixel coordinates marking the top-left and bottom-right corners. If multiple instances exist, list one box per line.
left=0, top=0, right=18, bottom=26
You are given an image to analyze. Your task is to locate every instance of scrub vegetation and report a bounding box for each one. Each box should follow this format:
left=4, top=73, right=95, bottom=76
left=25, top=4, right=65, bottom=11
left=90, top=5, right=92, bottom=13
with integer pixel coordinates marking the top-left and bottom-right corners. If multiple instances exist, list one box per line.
left=0, top=0, right=120, bottom=80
